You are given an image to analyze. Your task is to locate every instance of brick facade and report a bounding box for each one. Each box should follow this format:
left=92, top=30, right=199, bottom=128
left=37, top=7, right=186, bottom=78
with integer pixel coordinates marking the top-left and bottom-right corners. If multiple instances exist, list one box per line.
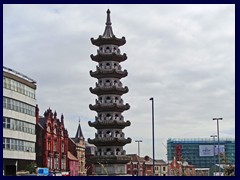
left=127, top=155, right=168, bottom=176
left=36, top=107, right=69, bottom=174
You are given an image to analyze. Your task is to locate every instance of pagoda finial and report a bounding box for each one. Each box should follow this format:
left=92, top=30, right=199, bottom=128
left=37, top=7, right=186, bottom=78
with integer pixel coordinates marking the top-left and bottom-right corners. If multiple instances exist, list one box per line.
left=102, top=9, right=114, bottom=38
left=106, top=9, right=111, bottom=26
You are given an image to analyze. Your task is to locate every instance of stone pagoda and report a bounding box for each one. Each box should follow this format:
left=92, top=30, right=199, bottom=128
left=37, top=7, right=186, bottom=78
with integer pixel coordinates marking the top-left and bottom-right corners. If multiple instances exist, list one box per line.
left=88, top=9, right=131, bottom=175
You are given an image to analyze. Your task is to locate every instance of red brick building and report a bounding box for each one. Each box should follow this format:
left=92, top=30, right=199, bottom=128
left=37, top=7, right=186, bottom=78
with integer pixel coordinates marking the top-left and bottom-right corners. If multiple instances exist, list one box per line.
left=68, top=138, right=79, bottom=176
left=127, top=154, right=145, bottom=176
left=127, top=155, right=168, bottom=176
left=68, top=151, right=79, bottom=176
left=36, top=107, right=69, bottom=174
left=168, top=157, right=196, bottom=176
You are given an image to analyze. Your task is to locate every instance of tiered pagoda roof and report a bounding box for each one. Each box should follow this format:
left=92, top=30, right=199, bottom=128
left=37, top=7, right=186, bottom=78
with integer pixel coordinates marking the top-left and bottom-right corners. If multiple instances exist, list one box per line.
left=91, top=36, right=126, bottom=47
left=89, top=103, right=130, bottom=113
left=88, top=155, right=131, bottom=164
left=88, top=137, right=131, bottom=146
left=90, top=68, right=128, bottom=79
left=90, top=9, right=126, bottom=47
left=89, top=86, right=128, bottom=96
left=90, top=53, right=127, bottom=63
left=88, top=120, right=131, bottom=129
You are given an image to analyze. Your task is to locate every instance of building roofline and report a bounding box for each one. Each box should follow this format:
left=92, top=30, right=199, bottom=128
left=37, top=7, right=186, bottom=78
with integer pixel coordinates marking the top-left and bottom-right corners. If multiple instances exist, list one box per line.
left=3, top=66, right=36, bottom=84
left=167, top=137, right=235, bottom=143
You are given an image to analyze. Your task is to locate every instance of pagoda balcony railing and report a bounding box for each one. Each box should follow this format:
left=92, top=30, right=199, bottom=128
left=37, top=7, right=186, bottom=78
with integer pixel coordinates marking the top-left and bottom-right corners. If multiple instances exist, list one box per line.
left=96, top=82, right=123, bottom=88
left=95, top=150, right=126, bottom=156
left=95, top=133, right=125, bottom=139
left=97, top=65, right=122, bottom=71
left=97, top=48, right=121, bottom=55
left=95, top=116, right=124, bottom=121
left=96, top=99, right=123, bottom=105
left=96, top=151, right=113, bottom=156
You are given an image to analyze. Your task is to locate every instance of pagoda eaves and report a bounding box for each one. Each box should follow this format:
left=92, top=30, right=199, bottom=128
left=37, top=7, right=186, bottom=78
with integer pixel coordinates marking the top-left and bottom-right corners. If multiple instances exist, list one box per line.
left=88, top=120, right=131, bottom=129
left=89, top=86, right=129, bottom=96
left=90, top=68, right=128, bottom=79
left=90, top=53, right=127, bottom=63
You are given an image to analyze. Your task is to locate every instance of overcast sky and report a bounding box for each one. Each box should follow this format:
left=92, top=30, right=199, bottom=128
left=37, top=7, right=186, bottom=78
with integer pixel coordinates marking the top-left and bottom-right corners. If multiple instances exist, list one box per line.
left=3, top=4, right=235, bottom=160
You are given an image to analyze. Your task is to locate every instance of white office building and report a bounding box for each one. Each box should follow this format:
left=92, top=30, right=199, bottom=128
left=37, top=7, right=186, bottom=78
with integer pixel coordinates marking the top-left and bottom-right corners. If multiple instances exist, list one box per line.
left=3, top=66, right=37, bottom=175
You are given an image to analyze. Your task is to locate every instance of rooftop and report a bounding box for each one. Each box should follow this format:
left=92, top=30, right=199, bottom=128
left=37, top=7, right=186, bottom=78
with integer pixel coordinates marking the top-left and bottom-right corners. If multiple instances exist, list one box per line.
left=3, top=66, right=36, bottom=84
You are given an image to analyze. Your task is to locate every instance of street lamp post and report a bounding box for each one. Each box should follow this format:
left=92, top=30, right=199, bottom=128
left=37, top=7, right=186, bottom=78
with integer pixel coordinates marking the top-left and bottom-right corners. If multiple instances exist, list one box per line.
left=210, top=135, right=217, bottom=176
left=135, top=140, right=142, bottom=157
left=149, top=97, right=155, bottom=176
left=135, top=140, right=142, bottom=176
left=213, top=118, right=223, bottom=176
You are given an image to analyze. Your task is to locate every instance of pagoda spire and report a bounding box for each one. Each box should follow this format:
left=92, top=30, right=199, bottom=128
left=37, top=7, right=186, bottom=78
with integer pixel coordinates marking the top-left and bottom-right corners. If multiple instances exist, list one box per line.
left=102, top=9, right=114, bottom=38
left=106, top=9, right=111, bottom=25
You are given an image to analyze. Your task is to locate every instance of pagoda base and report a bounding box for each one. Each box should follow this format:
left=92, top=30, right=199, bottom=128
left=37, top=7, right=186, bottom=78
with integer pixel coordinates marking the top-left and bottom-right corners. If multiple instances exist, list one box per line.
left=94, top=164, right=127, bottom=176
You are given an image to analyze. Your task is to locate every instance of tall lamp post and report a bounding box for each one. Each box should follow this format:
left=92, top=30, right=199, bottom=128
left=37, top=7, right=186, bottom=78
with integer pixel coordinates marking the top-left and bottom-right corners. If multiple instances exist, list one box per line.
left=210, top=135, right=217, bottom=175
left=135, top=140, right=142, bottom=176
left=149, top=97, right=155, bottom=176
left=213, top=118, right=223, bottom=176
left=135, top=140, right=142, bottom=157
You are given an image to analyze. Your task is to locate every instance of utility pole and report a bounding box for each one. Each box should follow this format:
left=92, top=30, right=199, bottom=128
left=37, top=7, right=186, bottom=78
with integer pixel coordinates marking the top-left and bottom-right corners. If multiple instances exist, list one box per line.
left=135, top=140, right=142, bottom=157
left=213, top=118, right=223, bottom=176
left=211, top=135, right=217, bottom=176
left=149, top=97, right=155, bottom=176
left=135, top=140, right=143, bottom=176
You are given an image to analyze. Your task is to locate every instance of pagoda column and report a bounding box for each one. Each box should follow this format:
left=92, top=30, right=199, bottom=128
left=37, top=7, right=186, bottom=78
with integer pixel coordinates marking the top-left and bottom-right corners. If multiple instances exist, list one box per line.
left=88, top=9, right=131, bottom=176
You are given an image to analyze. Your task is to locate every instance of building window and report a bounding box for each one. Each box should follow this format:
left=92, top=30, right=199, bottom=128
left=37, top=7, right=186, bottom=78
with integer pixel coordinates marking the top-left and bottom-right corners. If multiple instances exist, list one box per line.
left=53, top=140, right=57, bottom=152
left=3, top=138, right=34, bottom=152
left=61, top=158, right=66, bottom=170
left=163, top=167, right=166, bottom=171
left=48, top=157, right=51, bottom=168
left=3, top=117, right=10, bottom=129
left=51, top=158, right=53, bottom=169
left=47, top=126, right=50, bottom=133
left=54, top=157, right=59, bottom=169
left=3, top=97, right=35, bottom=116
left=61, top=142, right=64, bottom=153
left=3, top=77, right=36, bottom=99
left=81, top=162, right=84, bottom=172
left=3, top=116, right=35, bottom=134
left=3, top=138, right=10, bottom=149
left=47, top=139, right=51, bottom=151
